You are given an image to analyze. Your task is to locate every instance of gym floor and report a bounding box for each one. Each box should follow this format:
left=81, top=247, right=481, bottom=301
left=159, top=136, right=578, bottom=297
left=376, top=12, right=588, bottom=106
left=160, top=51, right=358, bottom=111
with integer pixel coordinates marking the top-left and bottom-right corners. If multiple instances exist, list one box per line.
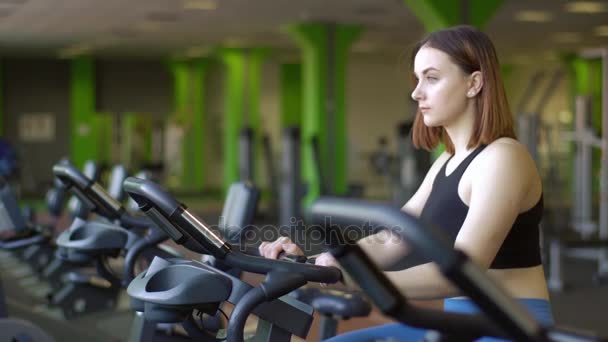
left=3, top=254, right=608, bottom=341
left=1, top=206, right=607, bottom=341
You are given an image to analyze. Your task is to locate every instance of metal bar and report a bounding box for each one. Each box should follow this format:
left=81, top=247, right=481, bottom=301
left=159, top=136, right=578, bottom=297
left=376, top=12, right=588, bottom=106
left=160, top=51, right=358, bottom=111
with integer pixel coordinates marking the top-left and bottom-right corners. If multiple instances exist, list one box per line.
left=326, top=23, right=336, bottom=195
left=516, top=71, right=545, bottom=114
left=598, top=48, right=608, bottom=273
left=534, top=70, right=563, bottom=115
left=599, top=48, right=608, bottom=240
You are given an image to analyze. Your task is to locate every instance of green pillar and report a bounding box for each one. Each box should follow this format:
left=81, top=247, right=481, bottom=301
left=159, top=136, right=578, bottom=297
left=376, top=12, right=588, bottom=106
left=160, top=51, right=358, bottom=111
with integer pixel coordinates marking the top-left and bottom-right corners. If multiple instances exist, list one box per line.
left=590, top=59, right=603, bottom=132
left=169, top=58, right=211, bottom=192
left=287, top=23, right=361, bottom=206
left=190, top=59, right=210, bottom=191
left=70, top=57, right=97, bottom=168
left=567, top=56, right=592, bottom=95
left=280, top=63, right=302, bottom=127
left=589, top=59, right=603, bottom=198
left=220, top=49, right=247, bottom=192
left=219, top=48, right=268, bottom=192
left=248, top=49, right=268, bottom=143
left=172, top=61, right=190, bottom=124
left=403, top=0, right=504, bottom=30
left=248, top=48, right=269, bottom=183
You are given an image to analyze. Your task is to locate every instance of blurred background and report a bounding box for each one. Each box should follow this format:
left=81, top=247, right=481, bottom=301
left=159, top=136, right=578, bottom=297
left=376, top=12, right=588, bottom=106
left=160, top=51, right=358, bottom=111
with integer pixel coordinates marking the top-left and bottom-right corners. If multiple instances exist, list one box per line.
left=0, top=0, right=605, bottom=203
left=0, top=0, right=608, bottom=341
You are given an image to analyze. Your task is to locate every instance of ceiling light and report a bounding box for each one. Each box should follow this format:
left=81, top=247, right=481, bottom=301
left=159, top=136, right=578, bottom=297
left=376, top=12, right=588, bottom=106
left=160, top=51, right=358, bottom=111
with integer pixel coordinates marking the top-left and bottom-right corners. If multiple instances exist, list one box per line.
left=543, top=51, right=559, bottom=61
left=552, top=32, right=581, bottom=43
left=224, top=38, right=245, bottom=47
left=110, top=28, right=137, bottom=38
left=145, top=11, right=179, bottom=22
left=580, top=47, right=607, bottom=59
left=184, top=46, right=211, bottom=57
left=0, top=0, right=27, bottom=4
left=298, top=11, right=311, bottom=21
left=352, top=42, right=377, bottom=53
left=565, top=1, right=607, bottom=13
left=183, top=0, right=217, bottom=11
left=58, top=44, right=93, bottom=59
left=134, top=20, right=163, bottom=32
left=595, top=25, right=608, bottom=37
left=511, top=54, right=532, bottom=65
left=514, top=10, right=552, bottom=22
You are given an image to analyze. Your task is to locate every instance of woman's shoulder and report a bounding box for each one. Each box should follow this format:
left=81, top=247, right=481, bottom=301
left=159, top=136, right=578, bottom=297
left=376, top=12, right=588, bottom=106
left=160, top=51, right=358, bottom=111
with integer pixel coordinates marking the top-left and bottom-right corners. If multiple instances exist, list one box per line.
left=485, top=137, right=530, bottom=158
left=478, top=137, right=537, bottom=176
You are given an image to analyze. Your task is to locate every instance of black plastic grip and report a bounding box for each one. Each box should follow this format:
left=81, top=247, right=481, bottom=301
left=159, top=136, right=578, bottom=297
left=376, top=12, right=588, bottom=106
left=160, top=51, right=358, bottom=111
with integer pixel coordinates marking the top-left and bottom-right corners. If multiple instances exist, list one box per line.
left=309, top=197, right=456, bottom=269
left=123, top=177, right=182, bottom=217
left=53, top=162, right=92, bottom=190
left=242, top=245, right=308, bottom=263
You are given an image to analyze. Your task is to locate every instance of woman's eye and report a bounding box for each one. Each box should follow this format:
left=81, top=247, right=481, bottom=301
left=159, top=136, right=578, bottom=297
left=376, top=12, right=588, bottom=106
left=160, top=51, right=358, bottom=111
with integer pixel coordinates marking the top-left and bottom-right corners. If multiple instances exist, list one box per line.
left=427, top=76, right=438, bottom=81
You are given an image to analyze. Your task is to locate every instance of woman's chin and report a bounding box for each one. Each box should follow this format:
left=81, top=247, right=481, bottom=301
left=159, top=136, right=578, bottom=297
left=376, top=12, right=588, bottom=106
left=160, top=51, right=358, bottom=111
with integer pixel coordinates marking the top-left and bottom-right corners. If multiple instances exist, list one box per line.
left=423, top=116, right=442, bottom=127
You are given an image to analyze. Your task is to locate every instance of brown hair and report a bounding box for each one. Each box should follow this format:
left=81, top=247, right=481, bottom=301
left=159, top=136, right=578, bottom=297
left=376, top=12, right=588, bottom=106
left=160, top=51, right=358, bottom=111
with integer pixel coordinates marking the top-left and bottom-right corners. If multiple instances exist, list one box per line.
left=410, top=25, right=516, bottom=154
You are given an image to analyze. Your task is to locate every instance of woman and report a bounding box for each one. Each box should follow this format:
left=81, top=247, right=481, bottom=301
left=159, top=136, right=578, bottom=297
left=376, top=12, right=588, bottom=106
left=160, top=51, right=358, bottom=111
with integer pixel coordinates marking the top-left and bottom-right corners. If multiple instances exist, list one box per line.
left=259, top=25, right=553, bottom=341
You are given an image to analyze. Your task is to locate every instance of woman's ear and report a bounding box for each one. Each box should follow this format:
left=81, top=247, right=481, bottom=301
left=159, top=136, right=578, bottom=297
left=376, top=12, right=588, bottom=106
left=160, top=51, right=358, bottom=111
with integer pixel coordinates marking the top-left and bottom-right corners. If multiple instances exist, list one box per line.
left=467, top=71, right=483, bottom=98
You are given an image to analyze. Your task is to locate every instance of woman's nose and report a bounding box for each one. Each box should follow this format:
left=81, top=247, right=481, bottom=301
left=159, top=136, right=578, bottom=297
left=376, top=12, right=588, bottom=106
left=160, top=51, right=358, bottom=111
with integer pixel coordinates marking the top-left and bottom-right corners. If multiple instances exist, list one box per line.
left=411, top=84, right=422, bottom=101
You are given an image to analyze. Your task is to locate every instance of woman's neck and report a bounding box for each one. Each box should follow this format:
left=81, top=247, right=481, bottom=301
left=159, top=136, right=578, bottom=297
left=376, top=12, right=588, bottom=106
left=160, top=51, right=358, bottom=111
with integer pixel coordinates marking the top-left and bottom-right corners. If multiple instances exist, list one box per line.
left=444, top=104, right=477, bottom=156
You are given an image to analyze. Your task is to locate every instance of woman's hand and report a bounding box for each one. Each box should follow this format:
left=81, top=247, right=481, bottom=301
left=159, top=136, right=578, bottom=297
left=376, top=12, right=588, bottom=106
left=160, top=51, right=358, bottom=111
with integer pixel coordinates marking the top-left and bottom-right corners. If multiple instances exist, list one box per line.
left=314, top=252, right=339, bottom=268
left=259, top=239, right=341, bottom=286
left=314, top=252, right=340, bottom=287
left=258, top=236, right=304, bottom=259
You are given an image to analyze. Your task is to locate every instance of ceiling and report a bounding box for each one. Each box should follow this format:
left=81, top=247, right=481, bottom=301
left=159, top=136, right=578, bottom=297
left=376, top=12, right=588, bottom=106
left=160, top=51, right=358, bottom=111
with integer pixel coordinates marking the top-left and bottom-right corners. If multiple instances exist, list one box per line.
left=0, top=0, right=606, bottom=63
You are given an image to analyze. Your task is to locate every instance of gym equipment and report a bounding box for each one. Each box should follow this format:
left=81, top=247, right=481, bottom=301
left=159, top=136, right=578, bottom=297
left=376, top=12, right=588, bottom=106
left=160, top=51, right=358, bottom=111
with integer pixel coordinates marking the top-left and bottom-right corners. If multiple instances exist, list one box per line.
left=0, top=177, right=49, bottom=250
left=121, top=113, right=165, bottom=174
left=279, top=127, right=302, bottom=228
left=517, top=70, right=562, bottom=164
left=127, top=181, right=260, bottom=341
left=0, top=158, right=74, bottom=254
left=122, top=176, right=343, bottom=342
left=547, top=48, right=608, bottom=291
left=238, top=127, right=255, bottom=183
left=393, top=121, right=431, bottom=205
left=288, top=286, right=371, bottom=341
left=65, top=160, right=101, bottom=220
left=0, top=189, right=54, bottom=341
left=516, top=71, right=545, bottom=164
left=309, top=197, right=606, bottom=341
left=41, top=163, right=126, bottom=291
left=48, top=162, right=172, bottom=319
left=261, top=133, right=279, bottom=220
left=240, top=127, right=373, bottom=340
left=18, top=159, right=100, bottom=275
left=239, top=126, right=300, bottom=226
left=224, top=179, right=371, bottom=341
left=1, top=271, right=55, bottom=342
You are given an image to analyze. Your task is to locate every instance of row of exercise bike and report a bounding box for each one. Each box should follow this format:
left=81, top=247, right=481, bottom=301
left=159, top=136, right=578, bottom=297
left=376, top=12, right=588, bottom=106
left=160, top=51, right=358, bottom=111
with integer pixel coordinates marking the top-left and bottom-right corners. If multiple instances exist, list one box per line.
left=0, top=158, right=607, bottom=341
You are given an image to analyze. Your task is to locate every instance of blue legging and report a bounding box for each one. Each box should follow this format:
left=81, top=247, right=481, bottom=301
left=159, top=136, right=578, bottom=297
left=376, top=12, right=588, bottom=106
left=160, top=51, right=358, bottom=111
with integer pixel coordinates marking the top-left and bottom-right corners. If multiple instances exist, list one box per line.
left=324, top=298, right=554, bottom=342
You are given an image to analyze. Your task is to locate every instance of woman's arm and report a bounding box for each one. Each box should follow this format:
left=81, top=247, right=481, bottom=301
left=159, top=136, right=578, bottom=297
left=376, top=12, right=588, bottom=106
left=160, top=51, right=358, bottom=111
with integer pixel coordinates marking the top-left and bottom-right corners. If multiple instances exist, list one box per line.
left=454, top=141, right=539, bottom=268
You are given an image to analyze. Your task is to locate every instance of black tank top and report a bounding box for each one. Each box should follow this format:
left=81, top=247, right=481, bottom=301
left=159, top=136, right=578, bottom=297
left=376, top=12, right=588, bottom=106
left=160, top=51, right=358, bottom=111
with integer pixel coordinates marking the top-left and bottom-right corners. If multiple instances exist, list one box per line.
left=419, top=145, right=543, bottom=269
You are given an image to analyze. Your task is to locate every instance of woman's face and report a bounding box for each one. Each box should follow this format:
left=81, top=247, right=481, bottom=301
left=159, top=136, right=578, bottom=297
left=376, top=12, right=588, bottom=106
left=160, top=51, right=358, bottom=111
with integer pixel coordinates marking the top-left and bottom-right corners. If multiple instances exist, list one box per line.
left=411, top=46, right=472, bottom=127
